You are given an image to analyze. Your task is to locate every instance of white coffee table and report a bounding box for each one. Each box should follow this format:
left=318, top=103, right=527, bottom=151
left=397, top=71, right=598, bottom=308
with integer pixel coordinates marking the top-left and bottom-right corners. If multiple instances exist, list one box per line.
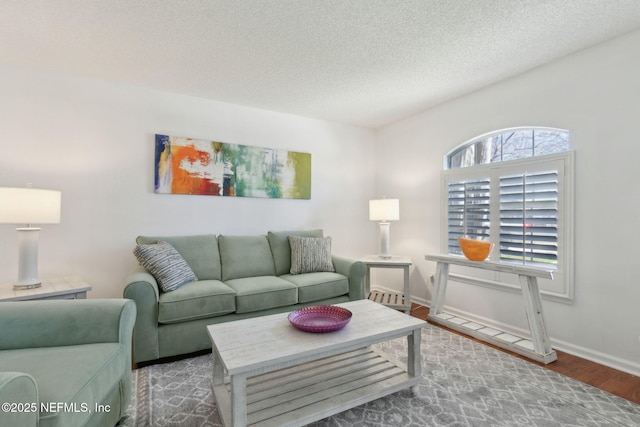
left=207, top=299, right=426, bottom=427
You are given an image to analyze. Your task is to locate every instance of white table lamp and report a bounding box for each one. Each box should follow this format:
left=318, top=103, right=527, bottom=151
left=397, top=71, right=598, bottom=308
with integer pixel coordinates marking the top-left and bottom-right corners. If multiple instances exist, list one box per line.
left=0, top=187, right=62, bottom=289
left=369, top=198, right=399, bottom=259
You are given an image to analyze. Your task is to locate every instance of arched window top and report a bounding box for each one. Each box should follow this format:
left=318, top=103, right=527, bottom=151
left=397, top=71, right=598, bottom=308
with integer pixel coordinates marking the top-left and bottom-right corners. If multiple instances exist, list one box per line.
left=445, top=127, right=569, bottom=169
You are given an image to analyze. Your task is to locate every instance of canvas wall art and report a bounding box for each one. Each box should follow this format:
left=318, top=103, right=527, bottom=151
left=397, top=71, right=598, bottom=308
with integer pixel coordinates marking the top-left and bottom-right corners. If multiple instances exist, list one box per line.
left=154, top=134, right=311, bottom=199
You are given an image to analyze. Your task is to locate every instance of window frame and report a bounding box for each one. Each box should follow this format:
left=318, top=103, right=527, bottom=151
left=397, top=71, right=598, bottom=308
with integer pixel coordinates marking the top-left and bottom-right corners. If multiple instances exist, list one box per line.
left=441, top=129, right=575, bottom=303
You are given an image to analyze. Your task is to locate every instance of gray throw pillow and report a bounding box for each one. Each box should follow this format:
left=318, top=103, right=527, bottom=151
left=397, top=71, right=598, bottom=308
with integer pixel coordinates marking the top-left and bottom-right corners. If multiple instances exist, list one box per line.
left=288, top=236, right=335, bottom=275
left=133, top=241, right=198, bottom=292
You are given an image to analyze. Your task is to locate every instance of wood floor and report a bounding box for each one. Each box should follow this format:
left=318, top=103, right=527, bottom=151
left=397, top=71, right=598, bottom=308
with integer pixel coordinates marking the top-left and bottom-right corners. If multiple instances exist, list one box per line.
left=410, top=303, right=640, bottom=405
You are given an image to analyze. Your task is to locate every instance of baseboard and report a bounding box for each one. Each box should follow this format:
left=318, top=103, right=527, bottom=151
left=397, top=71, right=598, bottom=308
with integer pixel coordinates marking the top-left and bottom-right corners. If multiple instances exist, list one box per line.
left=372, top=286, right=640, bottom=377
left=551, top=340, right=640, bottom=378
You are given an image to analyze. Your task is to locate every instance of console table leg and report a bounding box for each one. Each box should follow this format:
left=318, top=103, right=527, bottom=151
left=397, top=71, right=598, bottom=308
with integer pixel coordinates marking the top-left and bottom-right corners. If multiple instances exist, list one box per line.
left=430, top=262, right=449, bottom=315
left=519, top=274, right=552, bottom=355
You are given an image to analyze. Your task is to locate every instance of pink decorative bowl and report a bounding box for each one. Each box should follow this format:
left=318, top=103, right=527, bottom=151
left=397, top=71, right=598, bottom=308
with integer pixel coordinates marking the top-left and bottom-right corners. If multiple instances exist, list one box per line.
left=288, top=305, right=352, bottom=333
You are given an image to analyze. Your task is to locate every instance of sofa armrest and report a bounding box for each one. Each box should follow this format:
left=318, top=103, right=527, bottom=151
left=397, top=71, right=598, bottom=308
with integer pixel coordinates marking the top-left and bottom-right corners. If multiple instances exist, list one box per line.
left=0, top=372, right=38, bottom=427
left=0, top=299, right=136, bottom=350
left=123, top=266, right=161, bottom=363
left=332, top=255, right=366, bottom=300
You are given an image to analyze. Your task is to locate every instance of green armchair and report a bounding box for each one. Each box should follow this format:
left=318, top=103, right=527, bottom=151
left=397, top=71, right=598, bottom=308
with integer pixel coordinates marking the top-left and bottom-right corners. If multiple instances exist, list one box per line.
left=0, top=299, right=136, bottom=427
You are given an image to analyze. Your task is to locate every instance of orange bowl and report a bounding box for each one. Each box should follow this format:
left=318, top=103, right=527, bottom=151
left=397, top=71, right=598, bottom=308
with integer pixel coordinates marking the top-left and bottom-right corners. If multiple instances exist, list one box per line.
left=458, top=238, right=493, bottom=261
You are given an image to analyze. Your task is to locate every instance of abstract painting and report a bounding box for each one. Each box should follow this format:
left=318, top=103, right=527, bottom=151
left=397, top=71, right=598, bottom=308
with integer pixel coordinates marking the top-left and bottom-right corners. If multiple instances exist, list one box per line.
left=154, top=134, right=311, bottom=199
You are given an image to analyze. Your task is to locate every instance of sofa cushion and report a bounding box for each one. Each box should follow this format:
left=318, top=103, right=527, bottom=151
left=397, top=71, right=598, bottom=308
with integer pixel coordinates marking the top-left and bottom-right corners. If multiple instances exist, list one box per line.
left=137, top=234, right=222, bottom=280
left=0, top=343, right=126, bottom=427
left=225, top=276, right=298, bottom=313
left=219, top=235, right=275, bottom=281
left=133, top=241, right=197, bottom=292
left=267, top=229, right=324, bottom=276
left=158, top=280, right=236, bottom=324
left=289, top=235, right=336, bottom=274
left=281, top=272, right=349, bottom=303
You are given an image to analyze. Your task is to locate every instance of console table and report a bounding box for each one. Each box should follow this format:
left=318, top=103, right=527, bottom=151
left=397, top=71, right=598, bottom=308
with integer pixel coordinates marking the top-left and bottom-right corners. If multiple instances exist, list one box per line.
left=425, top=254, right=557, bottom=364
left=361, top=255, right=412, bottom=313
left=0, top=276, right=91, bottom=301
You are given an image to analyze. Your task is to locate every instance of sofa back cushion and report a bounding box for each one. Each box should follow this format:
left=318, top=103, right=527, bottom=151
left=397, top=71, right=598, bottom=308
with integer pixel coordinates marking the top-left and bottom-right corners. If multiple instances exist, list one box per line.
left=136, top=234, right=221, bottom=281
left=267, top=229, right=324, bottom=276
left=219, top=235, right=275, bottom=281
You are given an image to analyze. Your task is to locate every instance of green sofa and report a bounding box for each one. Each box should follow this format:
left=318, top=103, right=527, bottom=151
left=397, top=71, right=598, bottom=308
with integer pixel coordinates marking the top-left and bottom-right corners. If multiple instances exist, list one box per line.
left=124, top=230, right=366, bottom=364
left=0, top=299, right=136, bottom=427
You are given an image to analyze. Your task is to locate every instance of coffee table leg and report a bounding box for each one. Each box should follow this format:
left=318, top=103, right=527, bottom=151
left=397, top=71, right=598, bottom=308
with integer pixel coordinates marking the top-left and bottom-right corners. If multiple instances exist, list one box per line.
left=407, top=329, right=422, bottom=394
left=213, top=348, right=224, bottom=386
left=231, top=374, right=247, bottom=427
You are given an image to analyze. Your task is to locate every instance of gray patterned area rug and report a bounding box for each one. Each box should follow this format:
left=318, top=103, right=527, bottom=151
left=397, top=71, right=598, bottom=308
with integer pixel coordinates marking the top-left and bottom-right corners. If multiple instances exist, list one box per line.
left=119, top=324, right=640, bottom=426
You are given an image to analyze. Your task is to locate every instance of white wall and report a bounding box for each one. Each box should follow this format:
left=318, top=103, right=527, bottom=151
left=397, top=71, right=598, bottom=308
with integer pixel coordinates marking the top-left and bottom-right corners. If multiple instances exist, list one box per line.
left=375, top=29, right=640, bottom=375
left=0, top=66, right=376, bottom=298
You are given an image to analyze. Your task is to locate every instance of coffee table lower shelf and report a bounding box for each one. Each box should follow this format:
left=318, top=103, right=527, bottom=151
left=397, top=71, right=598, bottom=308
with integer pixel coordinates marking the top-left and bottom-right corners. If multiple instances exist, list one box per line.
left=213, top=346, right=420, bottom=427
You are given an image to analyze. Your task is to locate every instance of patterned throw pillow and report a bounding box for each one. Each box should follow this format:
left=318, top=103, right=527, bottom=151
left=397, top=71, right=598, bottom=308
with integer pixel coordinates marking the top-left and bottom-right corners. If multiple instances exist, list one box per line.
left=133, top=241, right=198, bottom=292
left=288, top=236, right=335, bottom=275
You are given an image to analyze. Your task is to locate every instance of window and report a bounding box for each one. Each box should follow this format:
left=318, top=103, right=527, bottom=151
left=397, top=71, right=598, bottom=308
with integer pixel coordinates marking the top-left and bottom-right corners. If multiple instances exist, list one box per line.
left=499, top=170, right=559, bottom=268
left=446, top=128, right=569, bottom=169
left=447, top=178, right=490, bottom=252
left=443, top=127, right=574, bottom=301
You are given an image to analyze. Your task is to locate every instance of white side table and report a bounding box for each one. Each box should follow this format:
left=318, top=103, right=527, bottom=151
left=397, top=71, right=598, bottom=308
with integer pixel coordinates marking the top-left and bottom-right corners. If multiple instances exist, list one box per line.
left=0, top=276, right=91, bottom=301
left=361, top=255, right=412, bottom=313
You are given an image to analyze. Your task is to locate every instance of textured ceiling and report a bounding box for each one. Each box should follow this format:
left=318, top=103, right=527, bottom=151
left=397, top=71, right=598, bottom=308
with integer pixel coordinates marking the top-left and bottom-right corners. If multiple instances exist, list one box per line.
left=2, top=0, right=640, bottom=128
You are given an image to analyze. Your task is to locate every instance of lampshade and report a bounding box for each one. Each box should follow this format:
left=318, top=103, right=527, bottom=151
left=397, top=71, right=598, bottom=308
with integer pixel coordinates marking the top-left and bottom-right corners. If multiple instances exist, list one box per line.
left=369, top=199, right=399, bottom=222
left=0, top=187, right=61, bottom=224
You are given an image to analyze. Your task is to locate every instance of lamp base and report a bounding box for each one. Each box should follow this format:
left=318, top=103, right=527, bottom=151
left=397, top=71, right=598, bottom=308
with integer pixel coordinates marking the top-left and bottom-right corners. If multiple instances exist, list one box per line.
left=15, top=227, right=43, bottom=290
left=378, top=221, right=391, bottom=258
left=13, top=282, right=42, bottom=290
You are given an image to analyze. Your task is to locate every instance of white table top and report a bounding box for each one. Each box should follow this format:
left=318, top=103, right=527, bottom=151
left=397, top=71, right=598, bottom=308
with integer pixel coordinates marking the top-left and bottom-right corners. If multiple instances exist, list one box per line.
left=207, top=299, right=425, bottom=375
left=424, top=254, right=553, bottom=279
left=360, top=255, right=412, bottom=266
left=0, top=276, right=91, bottom=301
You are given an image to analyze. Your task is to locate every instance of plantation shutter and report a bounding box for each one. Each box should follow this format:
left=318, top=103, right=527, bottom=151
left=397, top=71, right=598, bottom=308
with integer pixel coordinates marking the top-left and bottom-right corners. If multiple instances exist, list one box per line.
left=447, top=178, right=491, bottom=255
left=499, top=170, right=558, bottom=268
